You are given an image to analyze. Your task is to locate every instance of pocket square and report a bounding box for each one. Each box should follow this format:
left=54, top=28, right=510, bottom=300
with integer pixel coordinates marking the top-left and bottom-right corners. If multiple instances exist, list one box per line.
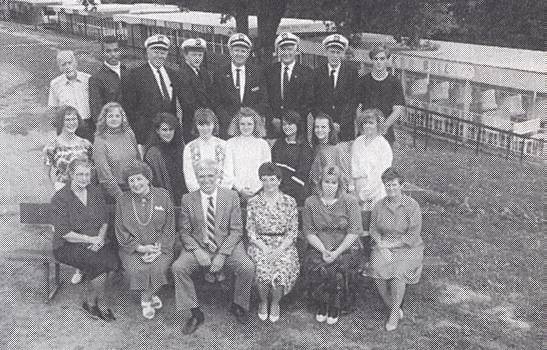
left=251, top=86, right=260, bottom=92
left=154, top=205, right=165, bottom=211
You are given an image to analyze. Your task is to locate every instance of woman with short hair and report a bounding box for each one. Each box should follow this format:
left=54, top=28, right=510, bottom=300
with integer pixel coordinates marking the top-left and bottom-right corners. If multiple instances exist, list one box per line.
left=223, top=107, right=271, bottom=199
left=369, top=167, right=424, bottom=331
left=302, top=165, right=362, bottom=325
left=246, top=162, right=299, bottom=323
left=93, top=102, right=140, bottom=202
left=115, top=161, right=176, bottom=320
left=183, top=108, right=228, bottom=192
left=144, top=112, right=187, bottom=205
left=51, top=159, right=119, bottom=321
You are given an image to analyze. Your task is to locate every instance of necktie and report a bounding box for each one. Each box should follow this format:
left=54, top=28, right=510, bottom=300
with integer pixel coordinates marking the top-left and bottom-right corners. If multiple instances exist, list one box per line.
left=282, top=65, right=290, bottom=101
left=235, top=68, right=241, bottom=90
left=204, top=196, right=217, bottom=252
left=156, top=68, right=170, bottom=101
left=330, top=69, right=336, bottom=89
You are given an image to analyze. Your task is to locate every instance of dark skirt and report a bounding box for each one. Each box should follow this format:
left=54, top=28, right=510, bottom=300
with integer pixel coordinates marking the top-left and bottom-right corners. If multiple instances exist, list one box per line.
left=302, top=247, right=361, bottom=311
left=54, top=242, right=119, bottom=280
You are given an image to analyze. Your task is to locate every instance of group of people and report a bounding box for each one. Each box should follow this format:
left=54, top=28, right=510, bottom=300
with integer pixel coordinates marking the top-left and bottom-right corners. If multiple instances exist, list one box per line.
left=44, top=30, right=423, bottom=334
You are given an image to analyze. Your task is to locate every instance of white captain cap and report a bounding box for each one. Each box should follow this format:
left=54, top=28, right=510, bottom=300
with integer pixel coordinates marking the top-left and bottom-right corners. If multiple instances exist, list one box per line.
left=144, top=34, right=170, bottom=50
left=322, top=34, right=349, bottom=50
left=274, top=32, right=300, bottom=48
left=180, top=38, right=207, bottom=51
left=228, top=33, right=252, bottom=49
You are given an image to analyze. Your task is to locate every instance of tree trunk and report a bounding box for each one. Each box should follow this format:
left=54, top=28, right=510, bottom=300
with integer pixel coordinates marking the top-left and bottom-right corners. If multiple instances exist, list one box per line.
left=234, top=0, right=249, bottom=34
left=256, top=0, right=288, bottom=63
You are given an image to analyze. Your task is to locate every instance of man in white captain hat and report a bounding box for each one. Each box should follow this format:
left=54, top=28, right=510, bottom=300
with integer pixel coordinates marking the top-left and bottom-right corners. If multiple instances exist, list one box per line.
left=263, top=32, right=313, bottom=138
left=312, top=33, right=358, bottom=142
left=178, top=37, right=218, bottom=142
left=214, top=33, right=268, bottom=139
left=123, top=34, right=179, bottom=147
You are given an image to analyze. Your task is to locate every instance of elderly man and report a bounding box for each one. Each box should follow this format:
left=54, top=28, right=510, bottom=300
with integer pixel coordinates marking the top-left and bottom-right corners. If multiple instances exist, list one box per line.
left=172, top=159, right=255, bottom=335
left=48, top=50, right=93, bottom=141
left=89, top=35, right=127, bottom=124
left=178, top=38, right=217, bottom=142
left=214, top=33, right=268, bottom=139
left=123, top=34, right=179, bottom=146
left=356, top=45, right=405, bottom=146
left=263, top=32, right=313, bottom=138
left=313, top=34, right=358, bottom=142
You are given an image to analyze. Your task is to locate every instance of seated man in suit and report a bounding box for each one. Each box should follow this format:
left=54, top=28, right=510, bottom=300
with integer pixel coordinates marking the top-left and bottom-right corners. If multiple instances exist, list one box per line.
left=178, top=38, right=217, bottom=142
left=89, top=35, right=127, bottom=126
left=313, top=34, right=358, bottom=142
left=214, top=33, right=268, bottom=139
left=172, top=159, right=255, bottom=335
left=263, top=32, right=313, bottom=138
left=123, top=34, right=178, bottom=147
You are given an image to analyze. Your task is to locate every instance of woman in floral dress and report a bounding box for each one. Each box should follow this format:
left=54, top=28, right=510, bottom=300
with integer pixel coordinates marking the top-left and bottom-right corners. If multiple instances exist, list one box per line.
left=246, top=162, right=299, bottom=323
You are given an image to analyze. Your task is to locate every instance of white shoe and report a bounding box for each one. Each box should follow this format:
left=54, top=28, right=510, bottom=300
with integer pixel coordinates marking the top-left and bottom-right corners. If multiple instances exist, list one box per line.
left=399, top=308, right=404, bottom=320
left=71, top=270, right=83, bottom=284
left=151, top=295, right=163, bottom=309
left=326, top=315, right=339, bottom=325
left=315, top=313, right=327, bottom=323
left=257, top=302, right=268, bottom=321
left=141, top=301, right=155, bottom=320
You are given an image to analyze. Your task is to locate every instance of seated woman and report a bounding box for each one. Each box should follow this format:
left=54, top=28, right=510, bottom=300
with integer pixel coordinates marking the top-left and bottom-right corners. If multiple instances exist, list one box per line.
left=308, top=113, right=349, bottom=195
left=369, top=167, right=424, bottom=331
left=51, top=159, right=119, bottom=321
left=144, top=112, right=187, bottom=206
left=115, top=161, right=176, bottom=320
left=270, top=110, right=313, bottom=206
left=246, top=162, right=299, bottom=323
left=183, top=108, right=228, bottom=192
left=93, top=102, right=141, bottom=203
left=223, top=107, right=271, bottom=200
left=43, top=105, right=92, bottom=191
left=302, top=165, right=362, bottom=325
left=351, top=108, right=393, bottom=233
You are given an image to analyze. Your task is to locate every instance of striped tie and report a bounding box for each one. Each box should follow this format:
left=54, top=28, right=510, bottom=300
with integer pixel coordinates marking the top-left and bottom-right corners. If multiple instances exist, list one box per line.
left=204, top=196, right=217, bottom=252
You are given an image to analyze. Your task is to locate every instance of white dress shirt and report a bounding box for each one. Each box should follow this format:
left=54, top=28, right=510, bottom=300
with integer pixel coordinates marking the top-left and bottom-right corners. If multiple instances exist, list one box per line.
left=148, top=62, right=173, bottom=100
left=48, top=71, right=91, bottom=120
left=104, top=61, right=121, bottom=78
left=328, top=63, right=340, bottom=88
left=231, top=63, right=246, bottom=103
left=280, top=61, right=296, bottom=98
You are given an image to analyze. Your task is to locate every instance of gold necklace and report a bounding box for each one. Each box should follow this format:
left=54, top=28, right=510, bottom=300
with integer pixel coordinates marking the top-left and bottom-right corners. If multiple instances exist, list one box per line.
left=131, top=195, right=154, bottom=226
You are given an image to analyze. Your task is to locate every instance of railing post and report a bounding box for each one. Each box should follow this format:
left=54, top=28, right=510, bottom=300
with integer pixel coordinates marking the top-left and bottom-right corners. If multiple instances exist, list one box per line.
left=475, top=124, right=482, bottom=155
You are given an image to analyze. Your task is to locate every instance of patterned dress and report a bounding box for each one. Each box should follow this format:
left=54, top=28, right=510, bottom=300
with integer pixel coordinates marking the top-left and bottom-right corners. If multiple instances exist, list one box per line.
left=43, top=136, right=92, bottom=189
left=246, top=193, right=300, bottom=294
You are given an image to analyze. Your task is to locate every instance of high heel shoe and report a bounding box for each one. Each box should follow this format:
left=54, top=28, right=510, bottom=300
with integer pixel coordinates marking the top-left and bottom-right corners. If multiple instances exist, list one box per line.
left=269, top=302, right=280, bottom=323
left=257, top=302, right=268, bottom=321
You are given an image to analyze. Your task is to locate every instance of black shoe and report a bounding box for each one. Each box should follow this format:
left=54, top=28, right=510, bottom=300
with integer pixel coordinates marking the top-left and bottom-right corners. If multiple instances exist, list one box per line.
left=230, top=303, right=249, bottom=324
left=81, top=302, right=99, bottom=320
left=182, top=310, right=204, bottom=335
left=102, top=308, right=116, bottom=322
left=91, top=304, right=105, bottom=320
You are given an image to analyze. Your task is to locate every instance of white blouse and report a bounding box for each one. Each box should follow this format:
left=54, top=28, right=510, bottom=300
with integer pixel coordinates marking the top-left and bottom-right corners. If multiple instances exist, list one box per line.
left=183, top=136, right=228, bottom=192
left=222, top=136, right=271, bottom=193
left=351, top=135, right=393, bottom=210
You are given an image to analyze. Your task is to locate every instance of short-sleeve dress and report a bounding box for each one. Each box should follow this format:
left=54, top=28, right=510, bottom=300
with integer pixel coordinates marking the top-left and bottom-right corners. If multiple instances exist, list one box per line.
left=43, top=136, right=92, bottom=190
left=302, top=194, right=362, bottom=310
left=246, top=193, right=300, bottom=294
left=369, top=195, right=424, bottom=284
left=115, top=187, right=176, bottom=291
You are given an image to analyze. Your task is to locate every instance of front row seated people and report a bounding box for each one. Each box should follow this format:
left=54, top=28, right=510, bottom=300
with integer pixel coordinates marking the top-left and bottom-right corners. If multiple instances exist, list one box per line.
left=115, top=161, right=176, bottom=320
left=52, top=159, right=119, bottom=321
left=172, top=158, right=255, bottom=335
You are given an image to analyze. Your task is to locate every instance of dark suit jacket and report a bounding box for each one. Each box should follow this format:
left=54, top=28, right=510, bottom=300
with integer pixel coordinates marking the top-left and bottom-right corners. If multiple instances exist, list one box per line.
left=89, top=63, right=127, bottom=122
left=122, top=63, right=177, bottom=144
left=177, top=63, right=217, bottom=142
left=178, top=188, right=243, bottom=256
left=313, top=62, right=358, bottom=141
left=263, top=62, right=313, bottom=133
left=214, top=63, right=268, bottom=137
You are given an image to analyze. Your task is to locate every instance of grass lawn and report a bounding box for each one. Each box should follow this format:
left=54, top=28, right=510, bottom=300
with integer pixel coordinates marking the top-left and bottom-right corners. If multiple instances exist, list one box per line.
left=0, top=21, right=542, bottom=350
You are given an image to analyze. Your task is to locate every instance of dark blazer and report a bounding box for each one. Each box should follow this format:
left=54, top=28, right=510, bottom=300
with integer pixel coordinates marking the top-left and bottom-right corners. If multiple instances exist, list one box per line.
left=89, top=63, right=127, bottom=122
left=122, top=63, right=177, bottom=144
left=177, top=63, right=218, bottom=142
left=178, top=188, right=243, bottom=256
left=313, top=62, right=358, bottom=141
left=263, top=62, right=313, bottom=134
left=214, top=63, right=268, bottom=138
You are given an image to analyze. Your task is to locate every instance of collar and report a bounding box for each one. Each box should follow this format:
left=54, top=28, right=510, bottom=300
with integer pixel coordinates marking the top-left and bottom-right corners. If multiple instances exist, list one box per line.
left=62, top=71, right=83, bottom=84
left=186, top=62, right=200, bottom=74
left=382, top=194, right=410, bottom=210
left=200, top=188, right=218, bottom=201
left=328, top=63, right=341, bottom=72
left=104, top=61, right=121, bottom=72
left=231, top=63, right=245, bottom=73
left=131, top=187, right=154, bottom=201
left=282, top=61, right=296, bottom=71
left=148, top=61, right=164, bottom=72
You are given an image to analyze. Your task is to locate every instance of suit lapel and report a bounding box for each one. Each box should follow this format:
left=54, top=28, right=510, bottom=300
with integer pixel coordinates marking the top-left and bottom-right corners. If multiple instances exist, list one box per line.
left=224, top=65, right=240, bottom=103
left=192, top=191, right=205, bottom=233
left=144, top=64, right=163, bottom=101
left=214, top=189, right=227, bottom=232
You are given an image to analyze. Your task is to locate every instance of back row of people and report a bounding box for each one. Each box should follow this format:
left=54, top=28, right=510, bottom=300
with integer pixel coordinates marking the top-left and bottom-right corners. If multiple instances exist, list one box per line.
left=47, top=32, right=404, bottom=146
